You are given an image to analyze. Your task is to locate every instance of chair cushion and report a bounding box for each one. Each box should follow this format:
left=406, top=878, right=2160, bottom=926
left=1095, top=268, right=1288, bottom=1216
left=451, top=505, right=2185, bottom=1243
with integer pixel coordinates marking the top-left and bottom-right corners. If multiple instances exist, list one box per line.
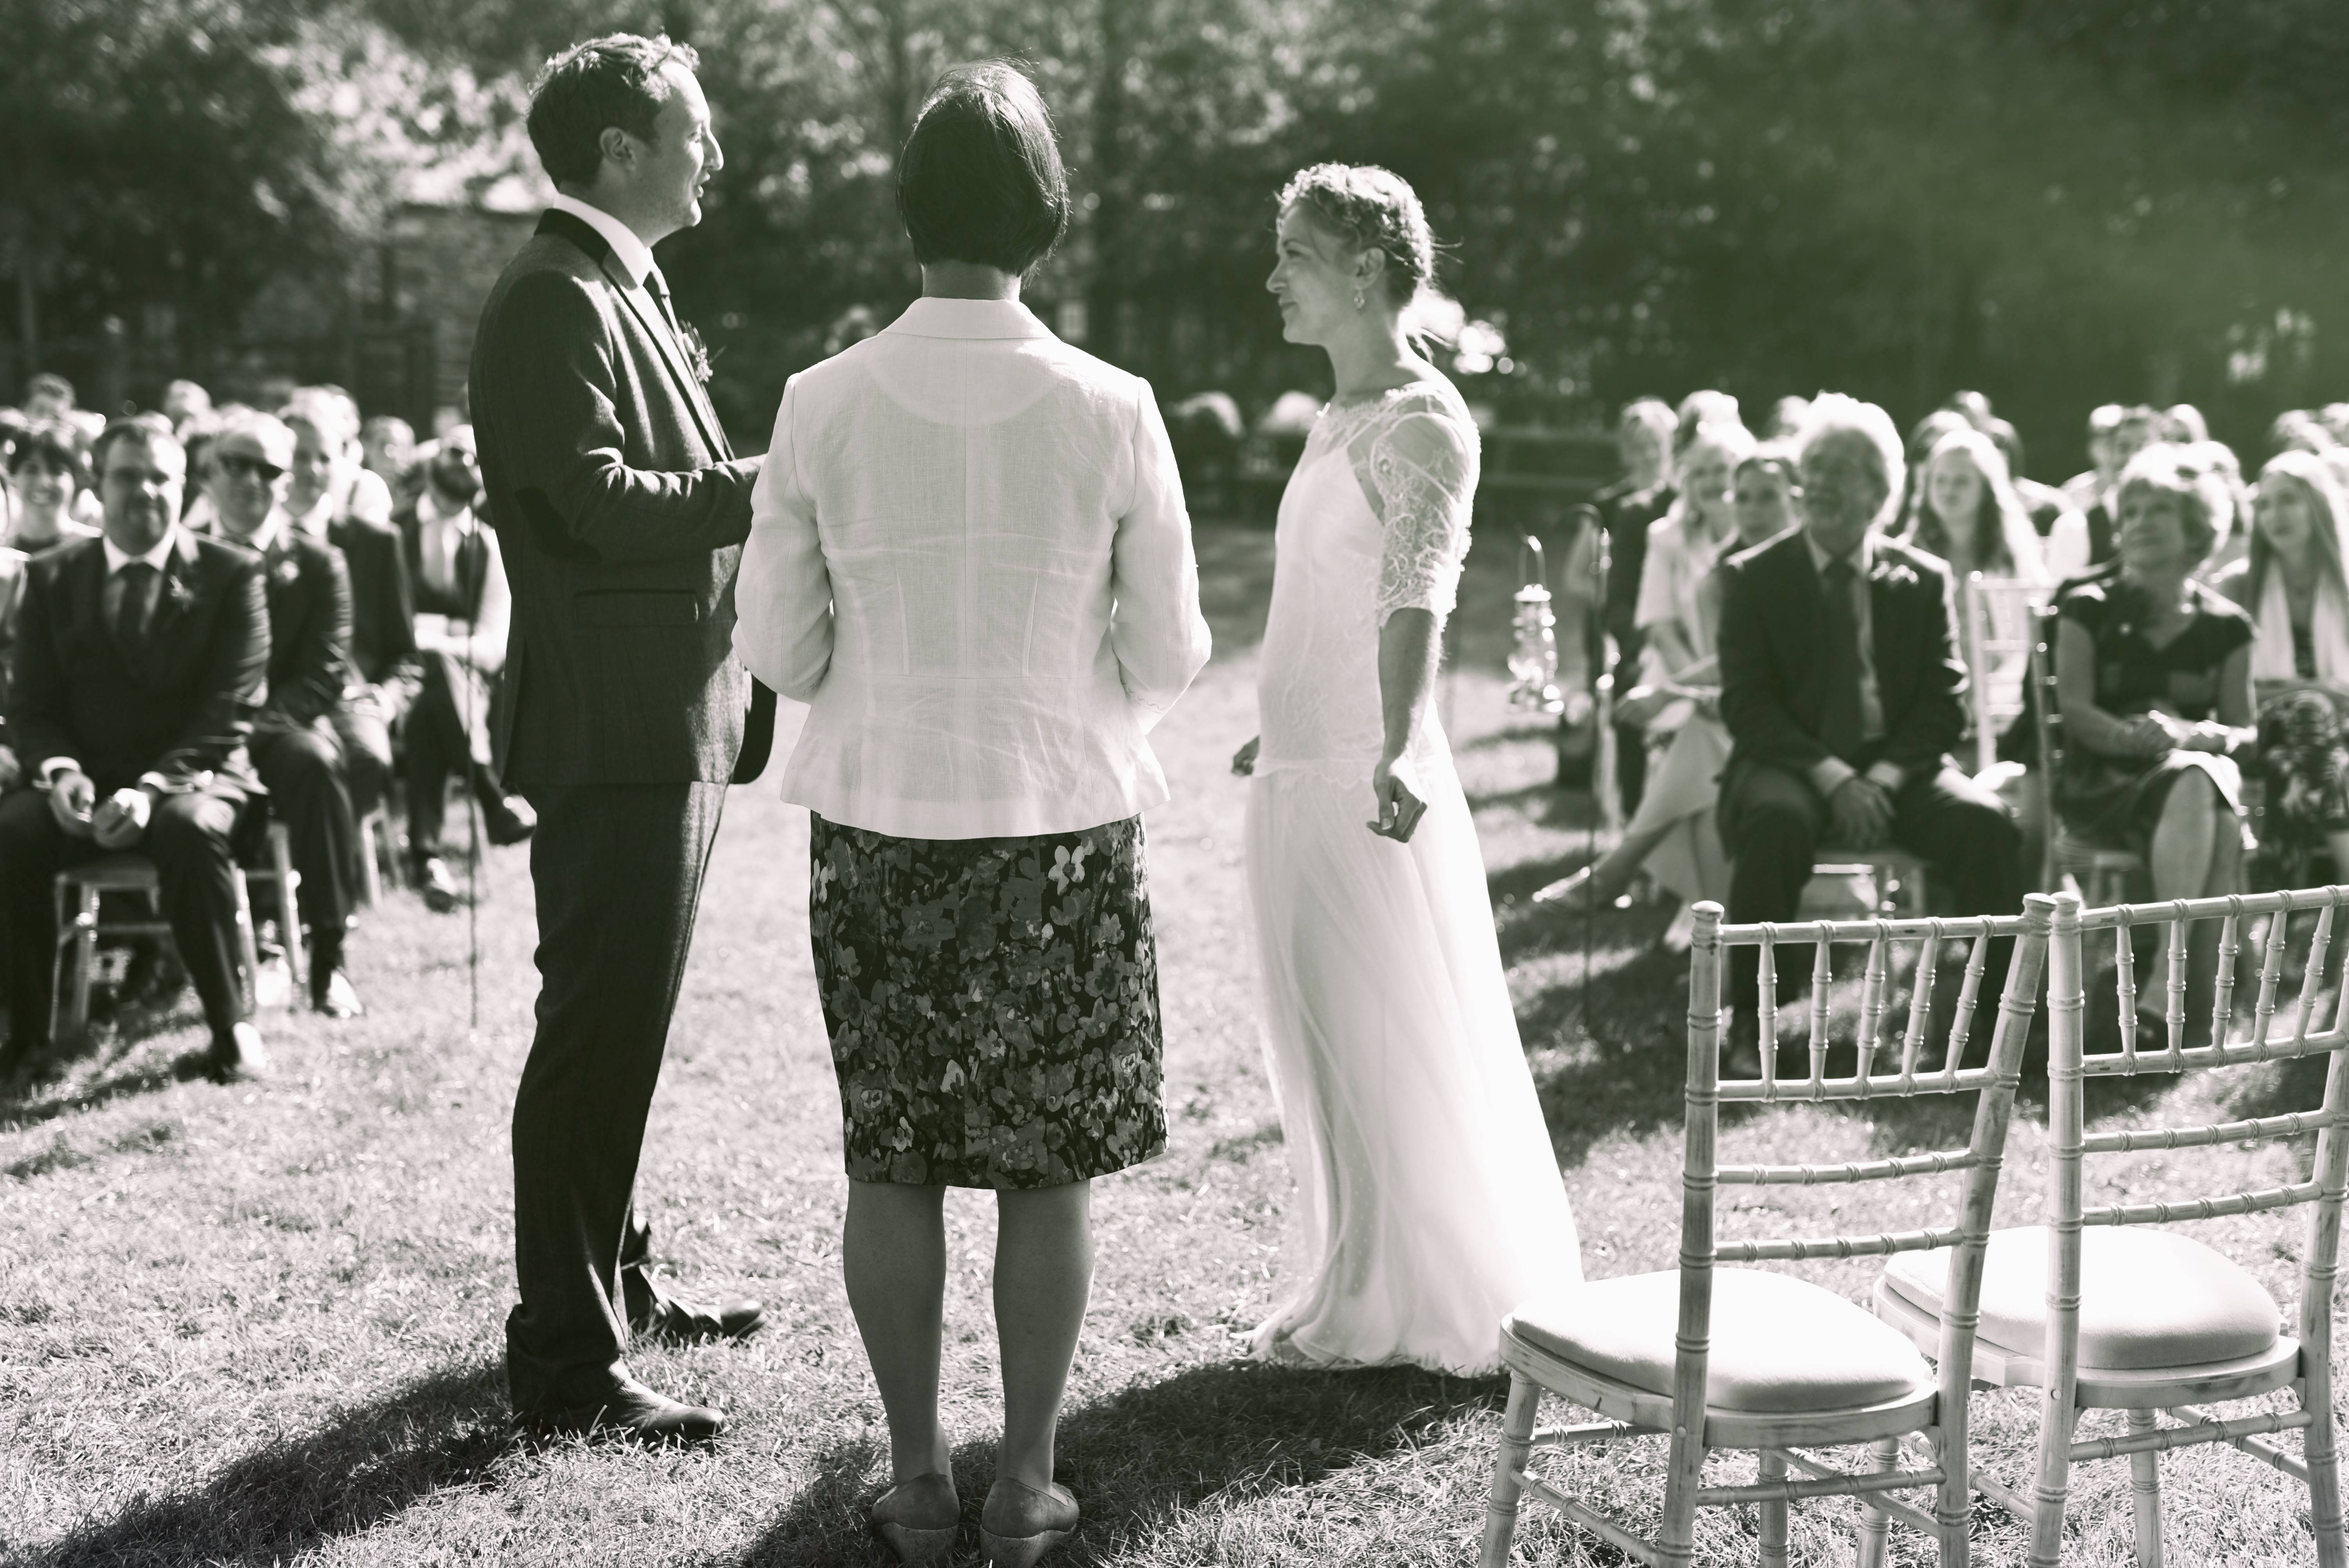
left=1881, top=1226, right=2281, bottom=1371
left=1507, top=1269, right=1934, bottom=1414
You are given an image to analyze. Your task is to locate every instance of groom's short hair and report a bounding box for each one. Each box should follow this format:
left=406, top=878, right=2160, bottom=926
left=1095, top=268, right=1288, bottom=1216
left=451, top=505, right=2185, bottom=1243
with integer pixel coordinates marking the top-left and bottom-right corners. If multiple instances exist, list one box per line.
left=528, top=33, right=702, bottom=189
left=897, top=62, right=1069, bottom=276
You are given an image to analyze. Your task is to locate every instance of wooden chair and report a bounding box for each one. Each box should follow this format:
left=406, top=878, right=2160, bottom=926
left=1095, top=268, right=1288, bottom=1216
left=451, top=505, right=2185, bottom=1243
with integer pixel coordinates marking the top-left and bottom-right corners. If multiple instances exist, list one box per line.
left=1811, top=848, right=1930, bottom=918
left=1479, top=894, right=2055, bottom=1567
left=233, top=819, right=305, bottom=992
left=1962, top=572, right=2041, bottom=776
left=47, top=824, right=290, bottom=1040
left=1874, top=888, right=2349, bottom=1566
left=2028, top=602, right=2144, bottom=903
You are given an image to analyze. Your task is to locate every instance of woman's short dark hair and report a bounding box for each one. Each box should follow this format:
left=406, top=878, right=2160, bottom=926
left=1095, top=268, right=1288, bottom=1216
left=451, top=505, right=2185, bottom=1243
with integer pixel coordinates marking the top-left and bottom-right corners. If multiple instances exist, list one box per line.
left=8, top=419, right=87, bottom=485
left=528, top=33, right=702, bottom=189
left=896, top=63, right=1069, bottom=275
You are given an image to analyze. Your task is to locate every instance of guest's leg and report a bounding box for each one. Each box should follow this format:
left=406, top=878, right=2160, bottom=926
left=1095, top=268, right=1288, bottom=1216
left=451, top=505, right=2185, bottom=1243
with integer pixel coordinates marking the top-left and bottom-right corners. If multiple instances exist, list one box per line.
left=335, top=690, right=397, bottom=818
left=251, top=727, right=358, bottom=968
left=507, top=781, right=726, bottom=1403
left=993, top=1179, right=1094, bottom=1492
left=843, top=1180, right=951, bottom=1483
left=144, top=790, right=251, bottom=1039
left=2148, top=768, right=2221, bottom=902
left=405, top=661, right=462, bottom=868
left=1891, top=767, right=2026, bottom=916
left=1719, top=764, right=1827, bottom=1011
left=0, top=790, right=76, bottom=1049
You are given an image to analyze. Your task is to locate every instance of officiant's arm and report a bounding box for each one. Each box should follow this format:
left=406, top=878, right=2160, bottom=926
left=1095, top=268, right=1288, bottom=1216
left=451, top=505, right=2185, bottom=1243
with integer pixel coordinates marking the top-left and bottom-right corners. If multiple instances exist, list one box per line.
left=733, top=377, right=833, bottom=701
left=1110, top=386, right=1211, bottom=733
left=489, top=271, right=758, bottom=565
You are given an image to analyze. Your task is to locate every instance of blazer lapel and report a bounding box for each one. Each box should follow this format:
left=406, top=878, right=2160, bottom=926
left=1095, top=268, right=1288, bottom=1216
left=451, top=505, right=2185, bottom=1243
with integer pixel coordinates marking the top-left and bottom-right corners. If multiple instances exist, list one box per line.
left=599, top=253, right=728, bottom=458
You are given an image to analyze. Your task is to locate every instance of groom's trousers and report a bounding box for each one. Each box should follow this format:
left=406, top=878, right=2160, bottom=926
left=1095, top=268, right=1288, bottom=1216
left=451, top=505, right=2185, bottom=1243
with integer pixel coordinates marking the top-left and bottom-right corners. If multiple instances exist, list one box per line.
left=506, top=780, right=727, bottom=1404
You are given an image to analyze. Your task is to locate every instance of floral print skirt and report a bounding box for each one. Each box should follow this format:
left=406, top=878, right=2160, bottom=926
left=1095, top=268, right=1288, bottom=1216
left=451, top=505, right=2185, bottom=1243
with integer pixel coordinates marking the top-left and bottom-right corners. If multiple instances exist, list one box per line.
left=808, top=813, right=1167, bottom=1190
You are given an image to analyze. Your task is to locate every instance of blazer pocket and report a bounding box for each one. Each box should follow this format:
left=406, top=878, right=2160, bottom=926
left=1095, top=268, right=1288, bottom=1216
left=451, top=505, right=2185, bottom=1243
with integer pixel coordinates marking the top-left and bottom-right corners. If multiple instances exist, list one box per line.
left=572, top=590, right=702, bottom=627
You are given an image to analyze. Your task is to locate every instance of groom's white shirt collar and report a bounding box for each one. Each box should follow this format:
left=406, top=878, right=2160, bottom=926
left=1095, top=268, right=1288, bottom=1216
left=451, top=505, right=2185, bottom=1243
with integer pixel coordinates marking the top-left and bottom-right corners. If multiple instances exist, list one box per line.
left=547, top=192, right=662, bottom=293
left=885, top=297, right=1053, bottom=340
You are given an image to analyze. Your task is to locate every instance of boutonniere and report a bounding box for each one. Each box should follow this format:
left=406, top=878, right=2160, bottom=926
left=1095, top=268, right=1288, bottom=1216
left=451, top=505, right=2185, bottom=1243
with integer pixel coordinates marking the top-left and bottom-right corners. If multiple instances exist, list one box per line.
left=162, top=576, right=194, bottom=613
left=1874, top=560, right=1916, bottom=589
left=677, top=319, right=715, bottom=386
left=273, top=556, right=303, bottom=588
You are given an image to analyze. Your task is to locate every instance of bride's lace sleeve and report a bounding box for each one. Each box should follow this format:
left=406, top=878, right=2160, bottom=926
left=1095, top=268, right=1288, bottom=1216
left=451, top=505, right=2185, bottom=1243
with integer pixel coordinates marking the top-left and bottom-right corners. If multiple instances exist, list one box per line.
left=1363, top=399, right=1480, bottom=628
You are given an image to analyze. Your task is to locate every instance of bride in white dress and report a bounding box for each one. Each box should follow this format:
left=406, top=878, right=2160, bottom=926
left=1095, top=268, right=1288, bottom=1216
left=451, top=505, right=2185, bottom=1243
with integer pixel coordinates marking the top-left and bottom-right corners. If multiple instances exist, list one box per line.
left=1233, top=164, right=1581, bottom=1375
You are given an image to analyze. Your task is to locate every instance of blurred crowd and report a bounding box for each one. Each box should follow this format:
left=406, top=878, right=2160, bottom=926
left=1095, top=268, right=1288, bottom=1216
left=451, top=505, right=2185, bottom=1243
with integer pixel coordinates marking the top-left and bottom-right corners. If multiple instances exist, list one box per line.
left=0, top=372, right=534, bottom=1082
left=1550, top=382, right=2349, bottom=1039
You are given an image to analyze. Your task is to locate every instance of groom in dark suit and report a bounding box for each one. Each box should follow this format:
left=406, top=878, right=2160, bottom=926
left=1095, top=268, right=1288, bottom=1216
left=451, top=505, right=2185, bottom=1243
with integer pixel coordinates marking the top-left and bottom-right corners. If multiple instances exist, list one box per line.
left=471, top=32, right=773, bottom=1444
left=1716, top=395, right=2023, bottom=1050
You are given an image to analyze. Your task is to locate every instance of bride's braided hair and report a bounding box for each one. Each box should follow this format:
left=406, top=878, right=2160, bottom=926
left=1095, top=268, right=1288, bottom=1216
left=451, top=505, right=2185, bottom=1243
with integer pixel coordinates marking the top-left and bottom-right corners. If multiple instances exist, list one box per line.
left=1278, top=163, right=1436, bottom=310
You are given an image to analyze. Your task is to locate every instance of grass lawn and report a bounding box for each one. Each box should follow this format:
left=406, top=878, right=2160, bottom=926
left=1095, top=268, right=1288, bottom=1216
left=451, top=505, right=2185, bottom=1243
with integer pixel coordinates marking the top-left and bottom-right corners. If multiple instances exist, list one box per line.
left=0, top=522, right=2335, bottom=1566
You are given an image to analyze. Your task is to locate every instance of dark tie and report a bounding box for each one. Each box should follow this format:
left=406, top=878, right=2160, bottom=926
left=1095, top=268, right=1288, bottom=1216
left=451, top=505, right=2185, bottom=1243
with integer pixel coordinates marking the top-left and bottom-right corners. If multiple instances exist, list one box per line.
left=1820, top=557, right=1866, bottom=764
left=112, top=561, right=161, bottom=652
left=643, top=270, right=683, bottom=340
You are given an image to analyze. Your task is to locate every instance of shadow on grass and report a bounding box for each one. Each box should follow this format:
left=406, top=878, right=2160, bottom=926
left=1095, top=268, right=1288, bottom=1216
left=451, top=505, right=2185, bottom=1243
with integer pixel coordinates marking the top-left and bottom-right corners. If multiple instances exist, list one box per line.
left=716, top=1361, right=1499, bottom=1567
left=17, top=1361, right=514, bottom=1567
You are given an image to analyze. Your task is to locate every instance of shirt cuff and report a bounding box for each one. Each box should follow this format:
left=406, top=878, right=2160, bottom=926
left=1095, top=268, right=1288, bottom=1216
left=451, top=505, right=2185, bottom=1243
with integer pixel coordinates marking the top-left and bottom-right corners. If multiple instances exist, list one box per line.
left=1809, top=756, right=1858, bottom=797
left=1864, top=761, right=1907, bottom=794
left=38, top=757, right=83, bottom=788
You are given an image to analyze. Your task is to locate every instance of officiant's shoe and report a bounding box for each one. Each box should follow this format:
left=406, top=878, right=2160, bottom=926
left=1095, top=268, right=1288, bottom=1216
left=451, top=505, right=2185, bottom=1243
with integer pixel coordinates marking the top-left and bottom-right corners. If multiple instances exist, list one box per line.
left=512, top=1370, right=725, bottom=1447
left=633, top=1295, right=767, bottom=1347
left=980, top=1477, right=1078, bottom=1568
left=871, top=1473, right=959, bottom=1564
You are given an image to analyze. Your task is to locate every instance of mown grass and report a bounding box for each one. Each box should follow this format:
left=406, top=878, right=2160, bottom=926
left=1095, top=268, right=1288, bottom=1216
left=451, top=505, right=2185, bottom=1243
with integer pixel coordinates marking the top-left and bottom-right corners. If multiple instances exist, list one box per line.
left=0, top=522, right=2334, bottom=1566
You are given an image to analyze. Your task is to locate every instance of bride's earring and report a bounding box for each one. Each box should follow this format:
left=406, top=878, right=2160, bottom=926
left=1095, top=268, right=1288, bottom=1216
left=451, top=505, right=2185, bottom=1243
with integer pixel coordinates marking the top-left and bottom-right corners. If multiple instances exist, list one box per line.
left=1352, top=288, right=1365, bottom=311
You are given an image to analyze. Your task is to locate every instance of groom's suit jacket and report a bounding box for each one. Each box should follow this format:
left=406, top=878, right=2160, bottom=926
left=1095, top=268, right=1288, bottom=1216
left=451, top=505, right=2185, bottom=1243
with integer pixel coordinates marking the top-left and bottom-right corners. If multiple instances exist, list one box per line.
left=468, top=207, right=766, bottom=787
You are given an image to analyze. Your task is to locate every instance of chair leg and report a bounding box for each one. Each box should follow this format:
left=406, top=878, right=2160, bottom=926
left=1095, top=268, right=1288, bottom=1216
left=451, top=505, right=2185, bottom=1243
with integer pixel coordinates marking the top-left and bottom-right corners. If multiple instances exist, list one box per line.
left=1477, top=1374, right=1541, bottom=1568
left=230, top=870, right=260, bottom=1014
left=2028, top=1404, right=2080, bottom=1568
left=47, top=877, right=75, bottom=1045
left=2124, top=1410, right=2164, bottom=1568
left=66, top=884, right=101, bottom=1039
left=268, top=825, right=304, bottom=994
left=357, top=814, right=382, bottom=909
left=1757, top=1448, right=1789, bottom=1568
left=2308, top=1377, right=2348, bottom=1568
left=1854, top=1434, right=1900, bottom=1568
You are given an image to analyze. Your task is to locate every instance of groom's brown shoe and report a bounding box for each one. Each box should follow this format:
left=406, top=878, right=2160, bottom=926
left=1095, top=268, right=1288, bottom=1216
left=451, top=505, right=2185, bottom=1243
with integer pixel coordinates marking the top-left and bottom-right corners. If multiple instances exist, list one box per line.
left=633, top=1295, right=768, bottom=1347
left=511, top=1369, right=725, bottom=1446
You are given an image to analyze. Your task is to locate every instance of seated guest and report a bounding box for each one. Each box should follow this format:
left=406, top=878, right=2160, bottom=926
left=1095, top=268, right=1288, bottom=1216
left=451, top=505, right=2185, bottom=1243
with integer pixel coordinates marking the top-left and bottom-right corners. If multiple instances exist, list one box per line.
left=161, top=380, right=213, bottom=434
left=2214, top=451, right=2349, bottom=887
left=329, top=485, right=418, bottom=821
left=5, top=421, right=101, bottom=552
left=1896, top=408, right=1974, bottom=534
left=1574, top=396, right=1677, bottom=800
left=1715, top=395, right=2024, bottom=1057
left=0, top=417, right=271, bottom=1082
left=2165, top=403, right=2211, bottom=445
left=359, top=415, right=419, bottom=508
left=2271, top=409, right=2336, bottom=460
left=1903, top=426, right=2050, bottom=729
left=1984, top=418, right=2073, bottom=538
left=394, top=425, right=533, bottom=911
left=2054, top=446, right=2253, bottom=1024
left=2177, top=439, right=2252, bottom=581
left=1540, top=441, right=1793, bottom=921
left=283, top=387, right=394, bottom=532
left=1759, top=395, right=1811, bottom=443
left=2047, top=405, right=2162, bottom=583
left=209, top=412, right=368, bottom=1016
left=0, top=545, right=24, bottom=793
left=2062, top=404, right=2124, bottom=514
left=21, top=372, right=75, bottom=424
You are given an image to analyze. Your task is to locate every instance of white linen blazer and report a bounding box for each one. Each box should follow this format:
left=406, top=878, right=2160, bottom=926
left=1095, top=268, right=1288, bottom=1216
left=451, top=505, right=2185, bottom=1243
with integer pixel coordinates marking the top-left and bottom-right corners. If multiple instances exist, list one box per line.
left=733, top=297, right=1211, bottom=839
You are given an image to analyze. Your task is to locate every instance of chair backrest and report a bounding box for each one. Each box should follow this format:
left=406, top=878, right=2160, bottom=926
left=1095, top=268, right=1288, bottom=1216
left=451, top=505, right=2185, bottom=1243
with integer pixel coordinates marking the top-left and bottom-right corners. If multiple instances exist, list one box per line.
left=2026, top=601, right=2068, bottom=892
left=1963, top=573, right=2041, bottom=774
left=1682, top=898, right=2053, bottom=1433
left=2043, top=887, right=2349, bottom=1385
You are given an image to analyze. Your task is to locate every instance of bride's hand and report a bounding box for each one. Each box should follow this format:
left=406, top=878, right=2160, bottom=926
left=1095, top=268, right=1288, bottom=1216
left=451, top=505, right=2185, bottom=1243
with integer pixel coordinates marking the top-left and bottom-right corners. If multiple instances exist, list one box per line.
left=1231, top=736, right=1260, bottom=777
left=1367, top=754, right=1428, bottom=842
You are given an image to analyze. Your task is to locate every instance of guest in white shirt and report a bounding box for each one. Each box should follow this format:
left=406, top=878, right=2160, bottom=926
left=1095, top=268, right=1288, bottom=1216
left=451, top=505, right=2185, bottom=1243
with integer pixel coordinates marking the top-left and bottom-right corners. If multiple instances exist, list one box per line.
left=734, top=62, right=1207, bottom=1568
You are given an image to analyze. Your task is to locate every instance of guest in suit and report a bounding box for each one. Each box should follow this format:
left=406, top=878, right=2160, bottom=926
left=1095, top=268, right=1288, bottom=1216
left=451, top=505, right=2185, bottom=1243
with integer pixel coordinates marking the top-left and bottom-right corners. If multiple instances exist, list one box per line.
left=470, top=32, right=773, bottom=1445
left=209, top=412, right=369, bottom=1017
left=0, top=417, right=271, bottom=1081
left=734, top=62, right=1208, bottom=1562
left=394, top=425, right=535, bottom=911
left=1716, top=395, right=2024, bottom=1056
left=2047, top=405, right=2162, bottom=583
left=5, top=421, right=102, bottom=553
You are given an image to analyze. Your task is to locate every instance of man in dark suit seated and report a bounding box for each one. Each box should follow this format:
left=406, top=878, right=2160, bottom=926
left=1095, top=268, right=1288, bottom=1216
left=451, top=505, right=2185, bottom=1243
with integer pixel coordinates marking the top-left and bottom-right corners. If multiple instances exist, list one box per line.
left=0, top=417, right=271, bottom=1082
left=210, top=412, right=369, bottom=1016
left=1716, top=394, right=2025, bottom=1064
left=391, top=426, right=534, bottom=912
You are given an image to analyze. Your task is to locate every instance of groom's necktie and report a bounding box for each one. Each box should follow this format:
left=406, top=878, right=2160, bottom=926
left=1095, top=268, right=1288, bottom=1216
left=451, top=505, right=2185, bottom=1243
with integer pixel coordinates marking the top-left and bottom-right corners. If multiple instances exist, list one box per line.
left=643, top=270, right=684, bottom=342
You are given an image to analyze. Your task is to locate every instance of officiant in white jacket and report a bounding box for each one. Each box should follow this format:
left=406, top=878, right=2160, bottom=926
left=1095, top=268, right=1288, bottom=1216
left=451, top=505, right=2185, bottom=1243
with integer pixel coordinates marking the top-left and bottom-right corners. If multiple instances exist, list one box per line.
left=731, top=61, right=1208, bottom=1568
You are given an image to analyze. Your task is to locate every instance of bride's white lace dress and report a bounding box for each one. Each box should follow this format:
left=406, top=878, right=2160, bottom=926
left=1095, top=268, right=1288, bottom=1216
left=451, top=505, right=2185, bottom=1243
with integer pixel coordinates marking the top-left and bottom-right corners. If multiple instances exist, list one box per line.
left=1246, top=378, right=1582, bottom=1375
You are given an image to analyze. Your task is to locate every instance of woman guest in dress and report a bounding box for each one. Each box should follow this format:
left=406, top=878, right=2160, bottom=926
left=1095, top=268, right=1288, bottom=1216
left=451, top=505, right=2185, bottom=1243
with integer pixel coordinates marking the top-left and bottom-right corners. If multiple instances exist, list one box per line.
left=2054, top=445, right=2254, bottom=1027
left=2215, top=451, right=2349, bottom=886
left=3, top=422, right=100, bottom=553
left=733, top=64, right=1209, bottom=1568
left=1231, top=163, right=1579, bottom=1375
left=1538, top=434, right=1792, bottom=926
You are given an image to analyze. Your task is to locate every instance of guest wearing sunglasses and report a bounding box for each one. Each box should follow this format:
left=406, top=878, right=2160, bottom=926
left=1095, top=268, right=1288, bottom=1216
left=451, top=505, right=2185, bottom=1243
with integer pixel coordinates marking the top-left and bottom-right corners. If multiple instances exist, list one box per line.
left=209, top=412, right=371, bottom=1016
